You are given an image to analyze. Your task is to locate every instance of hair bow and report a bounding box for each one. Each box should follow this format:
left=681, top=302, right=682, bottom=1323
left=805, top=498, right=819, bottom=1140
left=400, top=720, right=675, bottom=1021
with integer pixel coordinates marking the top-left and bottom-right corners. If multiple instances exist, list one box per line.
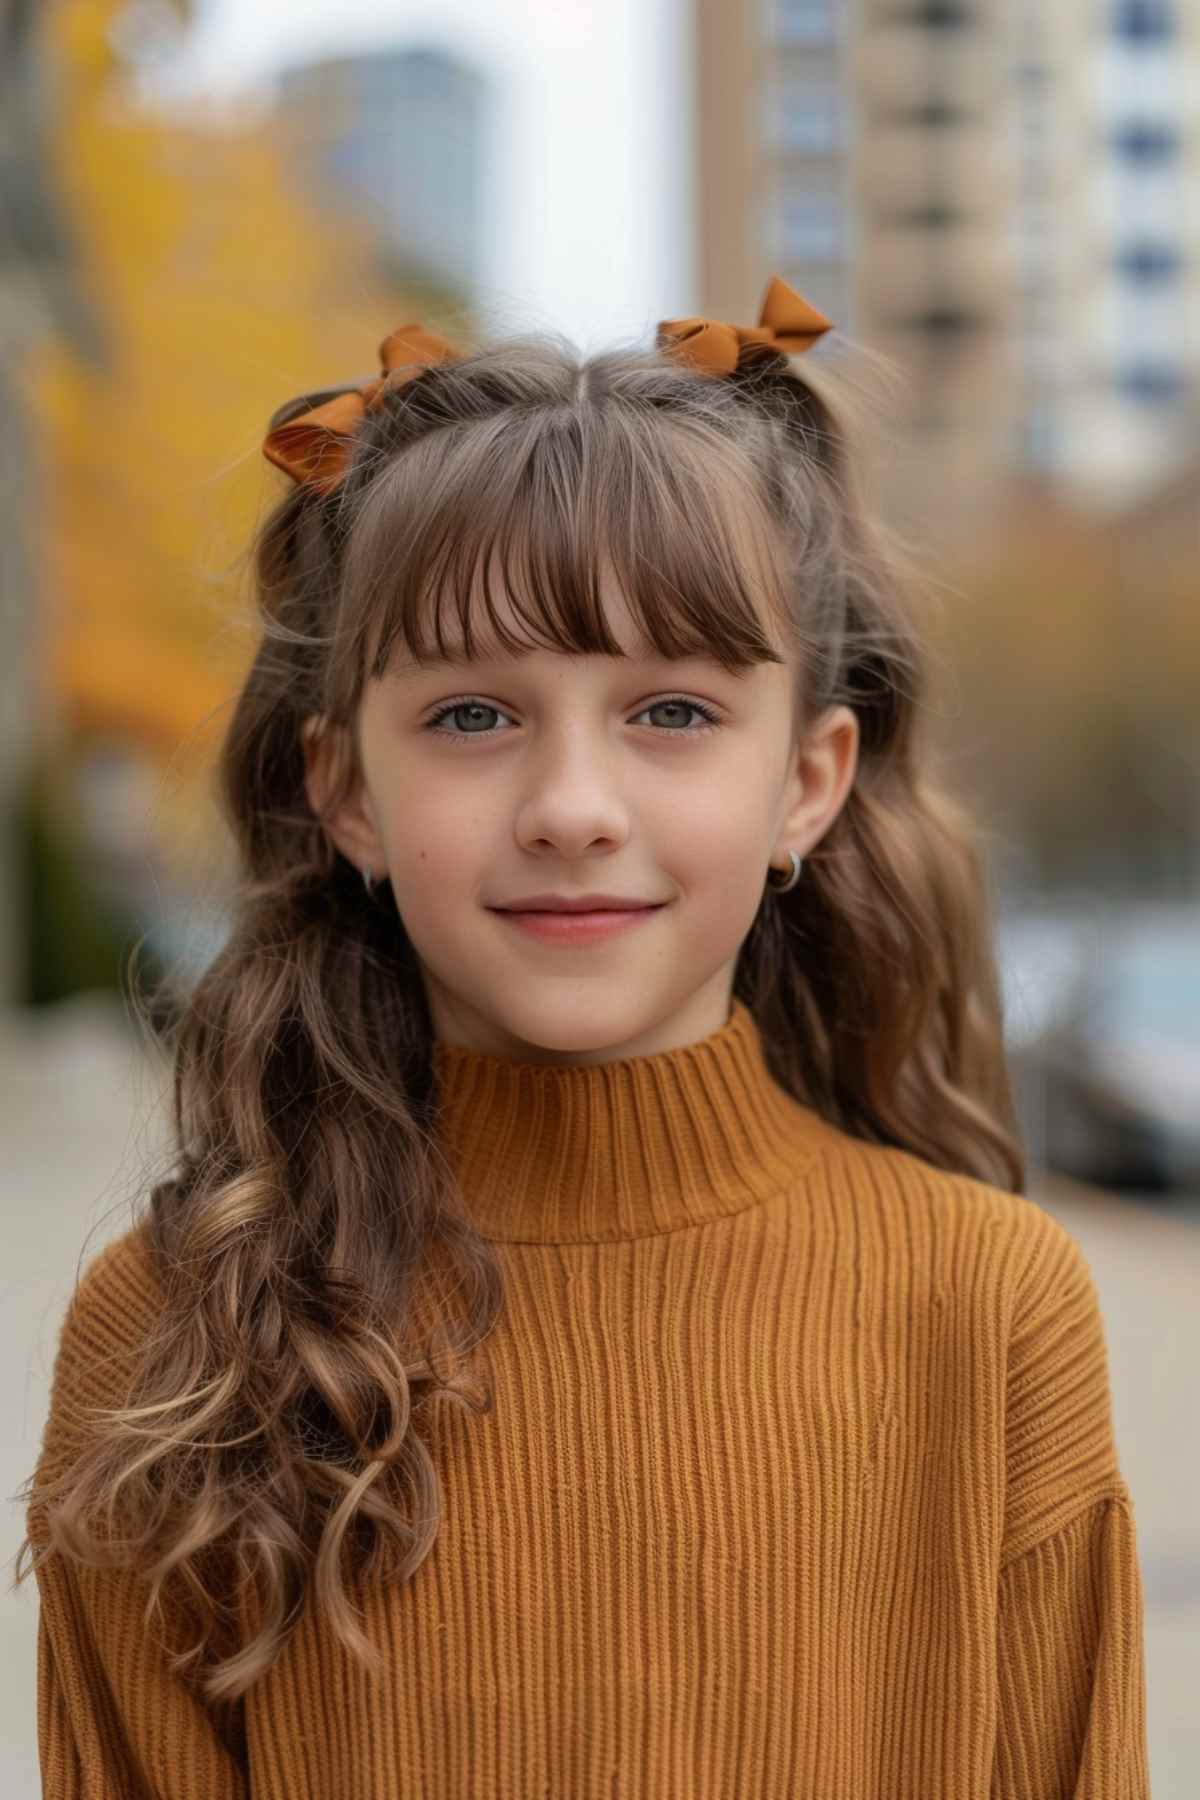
left=657, top=273, right=832, bottom=375
left=262, top=322, right=459, bottom=495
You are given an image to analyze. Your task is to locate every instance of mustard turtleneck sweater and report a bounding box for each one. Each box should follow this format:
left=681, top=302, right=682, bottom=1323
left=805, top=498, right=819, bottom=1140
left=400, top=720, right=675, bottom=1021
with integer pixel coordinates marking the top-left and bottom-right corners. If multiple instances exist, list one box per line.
left=29, top=999, right=1148, bottom=1797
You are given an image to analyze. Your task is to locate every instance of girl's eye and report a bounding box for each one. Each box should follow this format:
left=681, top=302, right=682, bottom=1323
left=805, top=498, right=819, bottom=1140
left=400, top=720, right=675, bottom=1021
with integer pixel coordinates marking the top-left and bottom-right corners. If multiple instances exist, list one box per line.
left=423, top=696, right=723, bottom=743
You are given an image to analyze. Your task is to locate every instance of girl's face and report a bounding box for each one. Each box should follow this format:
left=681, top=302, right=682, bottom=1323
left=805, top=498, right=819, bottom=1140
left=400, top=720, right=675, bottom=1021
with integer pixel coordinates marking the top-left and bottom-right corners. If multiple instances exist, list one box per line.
left=309, top=575, right=858, bottom=1065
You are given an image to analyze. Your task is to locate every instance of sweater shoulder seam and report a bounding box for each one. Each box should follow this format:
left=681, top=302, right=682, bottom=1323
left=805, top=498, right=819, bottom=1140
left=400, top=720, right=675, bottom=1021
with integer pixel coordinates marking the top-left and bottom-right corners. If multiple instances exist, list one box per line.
left=998, top=1485, right=1135, bottom=1575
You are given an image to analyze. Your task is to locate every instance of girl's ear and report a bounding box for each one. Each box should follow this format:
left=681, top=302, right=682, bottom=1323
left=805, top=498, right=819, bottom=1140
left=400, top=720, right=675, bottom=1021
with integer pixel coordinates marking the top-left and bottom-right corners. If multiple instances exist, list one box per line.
left=302, top=714, right=387, bottom=872
left=774, top=703, right=860, bottom=862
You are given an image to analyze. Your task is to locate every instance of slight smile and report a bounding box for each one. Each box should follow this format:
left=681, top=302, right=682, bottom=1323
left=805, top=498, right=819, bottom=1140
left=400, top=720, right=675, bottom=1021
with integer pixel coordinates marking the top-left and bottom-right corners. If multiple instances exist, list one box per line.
left=488, top=900, right=668, bottom=945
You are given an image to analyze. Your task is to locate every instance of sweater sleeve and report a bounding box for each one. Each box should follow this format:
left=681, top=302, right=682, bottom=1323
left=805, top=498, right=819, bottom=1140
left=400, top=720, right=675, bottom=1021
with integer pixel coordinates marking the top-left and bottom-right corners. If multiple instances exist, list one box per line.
left=990, top=1206, right=1150, bottom=1799
left=34, top=1543, right=249, bottom=1799
left=29, top=1234, right=249, bottom=1799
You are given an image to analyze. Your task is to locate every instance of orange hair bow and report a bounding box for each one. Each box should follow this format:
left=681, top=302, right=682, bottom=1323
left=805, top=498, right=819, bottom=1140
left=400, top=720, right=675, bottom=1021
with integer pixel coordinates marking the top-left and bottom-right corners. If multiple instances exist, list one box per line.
left=262, top=322, right=459, bottom=495
left=657, top=273, right=832, bottom=374
left=264, top=276, right=830, bottom=495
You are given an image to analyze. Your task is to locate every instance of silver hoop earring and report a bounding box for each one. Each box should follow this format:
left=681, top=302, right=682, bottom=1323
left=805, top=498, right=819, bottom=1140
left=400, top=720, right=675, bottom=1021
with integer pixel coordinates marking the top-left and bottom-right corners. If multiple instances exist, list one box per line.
left=765, top=850, right=803, bottom=894
left=362, top=867, right=376, bottom=895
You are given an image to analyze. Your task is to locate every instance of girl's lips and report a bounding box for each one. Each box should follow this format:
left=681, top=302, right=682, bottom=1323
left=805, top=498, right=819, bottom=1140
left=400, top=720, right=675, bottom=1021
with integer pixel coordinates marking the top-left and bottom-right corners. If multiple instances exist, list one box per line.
left=492, top=904, right=666, bottom=943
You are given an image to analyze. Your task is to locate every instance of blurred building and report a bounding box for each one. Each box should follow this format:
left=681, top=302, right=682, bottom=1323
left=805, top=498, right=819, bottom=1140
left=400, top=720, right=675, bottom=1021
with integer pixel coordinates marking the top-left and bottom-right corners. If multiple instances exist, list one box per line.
left=695, top=0, right=1200, bottom=528
left=1012, top=0, right=1199, bottom=500
left=278, top=46, right=487, bottom=306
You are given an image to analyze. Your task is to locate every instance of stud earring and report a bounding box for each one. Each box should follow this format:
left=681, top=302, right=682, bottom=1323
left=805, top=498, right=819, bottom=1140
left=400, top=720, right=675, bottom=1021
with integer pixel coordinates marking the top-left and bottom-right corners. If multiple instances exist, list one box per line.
left=765, top=850, right=803, bottom=894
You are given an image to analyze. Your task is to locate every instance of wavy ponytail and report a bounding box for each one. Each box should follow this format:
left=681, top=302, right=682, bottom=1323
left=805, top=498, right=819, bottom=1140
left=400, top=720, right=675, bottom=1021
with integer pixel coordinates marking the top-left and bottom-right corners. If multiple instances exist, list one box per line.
left=724, top=340, right=1021, bottom=1185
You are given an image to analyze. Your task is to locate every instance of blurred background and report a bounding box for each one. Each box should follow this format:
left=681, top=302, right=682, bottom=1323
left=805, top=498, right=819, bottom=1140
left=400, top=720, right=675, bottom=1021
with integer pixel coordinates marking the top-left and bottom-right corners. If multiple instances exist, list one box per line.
left=2, top=0, right=1197, bottom=1791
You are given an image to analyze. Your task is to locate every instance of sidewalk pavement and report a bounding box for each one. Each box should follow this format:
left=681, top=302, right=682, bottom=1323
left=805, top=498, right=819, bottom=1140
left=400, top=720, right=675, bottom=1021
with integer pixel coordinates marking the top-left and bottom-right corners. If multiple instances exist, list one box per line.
left=1032, top=1172, right=1199, bottom=1798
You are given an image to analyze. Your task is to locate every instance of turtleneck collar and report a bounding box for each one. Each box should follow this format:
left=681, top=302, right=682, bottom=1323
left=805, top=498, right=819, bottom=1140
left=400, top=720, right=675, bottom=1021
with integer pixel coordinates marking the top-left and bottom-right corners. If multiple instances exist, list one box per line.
left=429, top=998, right=832, bottom=1245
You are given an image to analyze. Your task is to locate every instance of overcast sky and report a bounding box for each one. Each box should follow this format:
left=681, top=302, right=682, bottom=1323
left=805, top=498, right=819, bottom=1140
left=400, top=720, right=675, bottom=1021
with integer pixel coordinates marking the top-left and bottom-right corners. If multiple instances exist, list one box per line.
left=151, top=0, right=695, bottom=354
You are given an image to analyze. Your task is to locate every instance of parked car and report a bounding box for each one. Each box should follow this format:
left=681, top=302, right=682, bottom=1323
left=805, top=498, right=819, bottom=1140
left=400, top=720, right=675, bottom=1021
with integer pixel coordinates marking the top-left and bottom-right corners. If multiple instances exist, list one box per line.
left=998, top=902, right=1200, bottom=1194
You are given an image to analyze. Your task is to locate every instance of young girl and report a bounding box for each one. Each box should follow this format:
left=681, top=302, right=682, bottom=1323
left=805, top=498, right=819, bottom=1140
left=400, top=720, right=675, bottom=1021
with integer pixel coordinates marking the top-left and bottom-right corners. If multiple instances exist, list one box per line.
left=16, top=276, right=1148, bottom=1797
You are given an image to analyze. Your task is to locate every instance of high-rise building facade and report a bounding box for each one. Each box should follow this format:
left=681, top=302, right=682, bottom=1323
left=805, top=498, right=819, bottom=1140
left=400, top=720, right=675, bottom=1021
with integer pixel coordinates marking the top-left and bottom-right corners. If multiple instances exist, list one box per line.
left=695, top=0, right=1200, bottom=522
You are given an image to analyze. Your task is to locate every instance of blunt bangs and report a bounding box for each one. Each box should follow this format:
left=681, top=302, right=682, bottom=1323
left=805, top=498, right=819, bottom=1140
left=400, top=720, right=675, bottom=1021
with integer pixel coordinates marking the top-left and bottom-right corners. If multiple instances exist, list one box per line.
left=339, top=402, right=792, bottom=689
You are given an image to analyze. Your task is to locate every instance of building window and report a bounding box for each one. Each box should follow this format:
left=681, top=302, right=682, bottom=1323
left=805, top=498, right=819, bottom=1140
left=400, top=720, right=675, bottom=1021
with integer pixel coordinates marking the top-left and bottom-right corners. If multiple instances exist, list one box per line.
left=776, top=82, right=843, bottom=152
left=1113, top=2, right=1174, bottom=41
left=1115, top=362, right=1186, bottom=404
left=877, top=99, right=974, bottom=129
left=1113, top=119, right=1181, bottom=163
left=898, top=306, right=984, bottom=338
left=1115, top=241, right=1183, bottom=282
left=779, top=194, right=845, bottom=262
left=885, top=201, right=965, bottom=230
left=886, top=2, right=975, bottom=28
left=774, top=0, right=838, bottom=43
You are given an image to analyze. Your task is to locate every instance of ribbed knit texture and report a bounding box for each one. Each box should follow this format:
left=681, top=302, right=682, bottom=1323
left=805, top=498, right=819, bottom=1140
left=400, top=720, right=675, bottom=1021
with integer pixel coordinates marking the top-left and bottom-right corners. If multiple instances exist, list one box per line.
left=29, top=998, right=1149, bottom=1797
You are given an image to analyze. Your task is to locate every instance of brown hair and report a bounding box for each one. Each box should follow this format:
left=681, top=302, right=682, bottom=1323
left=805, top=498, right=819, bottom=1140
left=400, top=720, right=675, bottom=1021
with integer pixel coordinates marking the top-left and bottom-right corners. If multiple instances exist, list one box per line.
left=13, top=325, right=1024, bottom=1705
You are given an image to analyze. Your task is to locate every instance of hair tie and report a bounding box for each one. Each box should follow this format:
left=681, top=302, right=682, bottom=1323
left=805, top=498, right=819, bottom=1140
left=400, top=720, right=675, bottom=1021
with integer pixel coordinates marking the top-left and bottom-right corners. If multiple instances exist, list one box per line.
left=657, top=273, right=832, bottom=375
left=262, top=323, right=460, bottom=496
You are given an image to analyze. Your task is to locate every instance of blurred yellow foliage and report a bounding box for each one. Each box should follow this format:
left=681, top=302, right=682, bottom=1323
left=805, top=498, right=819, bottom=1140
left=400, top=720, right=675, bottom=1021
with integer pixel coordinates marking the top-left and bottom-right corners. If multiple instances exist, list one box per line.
left=25, top=0, right=442, bottom=868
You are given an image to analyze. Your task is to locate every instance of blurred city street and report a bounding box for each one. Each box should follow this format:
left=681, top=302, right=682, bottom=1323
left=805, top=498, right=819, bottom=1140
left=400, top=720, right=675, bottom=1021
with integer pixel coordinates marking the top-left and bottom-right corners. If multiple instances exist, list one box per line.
left=3, top=995, right=1197, bottom=1797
